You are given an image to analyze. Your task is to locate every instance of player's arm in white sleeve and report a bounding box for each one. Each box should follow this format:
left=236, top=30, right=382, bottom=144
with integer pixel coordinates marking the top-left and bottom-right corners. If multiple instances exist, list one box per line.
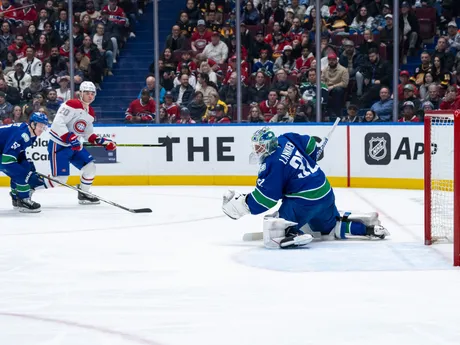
left=85, top=114, right=117, bottom=151
left=49, top=103, right=77, bottom=144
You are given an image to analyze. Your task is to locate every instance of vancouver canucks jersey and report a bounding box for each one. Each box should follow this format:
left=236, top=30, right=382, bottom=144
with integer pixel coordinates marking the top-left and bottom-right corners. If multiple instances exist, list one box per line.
left=246, top=132, right=332, bottom=214
left=0, top=122, right=36, bottom=179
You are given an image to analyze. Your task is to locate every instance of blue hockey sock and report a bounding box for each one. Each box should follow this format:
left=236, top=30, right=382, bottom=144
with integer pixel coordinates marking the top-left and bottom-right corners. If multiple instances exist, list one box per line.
left=15, top=183, right=31, bottom=199
left=338, top=221, right=367, bottom=239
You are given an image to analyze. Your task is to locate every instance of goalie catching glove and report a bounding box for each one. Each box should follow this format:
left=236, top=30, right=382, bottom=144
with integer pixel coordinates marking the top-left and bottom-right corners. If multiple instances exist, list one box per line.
left=88, top=134, right=117, bottom=151
left=222, top=190, right=250, bottom=220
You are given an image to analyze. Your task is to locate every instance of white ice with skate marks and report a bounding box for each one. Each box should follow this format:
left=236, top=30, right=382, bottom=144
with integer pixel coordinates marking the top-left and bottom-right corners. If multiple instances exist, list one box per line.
left=0, top=186, right=459, bottom=345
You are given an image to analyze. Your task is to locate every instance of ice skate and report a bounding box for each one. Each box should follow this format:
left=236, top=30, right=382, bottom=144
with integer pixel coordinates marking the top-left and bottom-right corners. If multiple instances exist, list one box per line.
left=280, top=234, right=313, bottom=248
left=77, top=185, right=100, bottom=205
left=366, top=225, right=390, bottom=239
left=10, top=192, right=18, bottom=209
left=17, top=198, right=41, bottom=213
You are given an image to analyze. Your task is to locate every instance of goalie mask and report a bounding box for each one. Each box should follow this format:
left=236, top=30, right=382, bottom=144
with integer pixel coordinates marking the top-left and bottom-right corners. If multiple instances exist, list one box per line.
left=249, top=127, right=278, bottom=164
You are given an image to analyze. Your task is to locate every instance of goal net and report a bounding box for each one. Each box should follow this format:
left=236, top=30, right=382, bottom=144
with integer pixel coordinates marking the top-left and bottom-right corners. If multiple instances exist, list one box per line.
left=424, top=110, right=460, bottom=266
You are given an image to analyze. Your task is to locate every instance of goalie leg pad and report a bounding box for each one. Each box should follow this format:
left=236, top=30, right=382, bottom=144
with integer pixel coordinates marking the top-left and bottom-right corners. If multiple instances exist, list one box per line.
left=339, top=211, right=381, bottom=226
left=333, top=211, right=389, bottom=239
left=263, top=215, right=310, bottom=249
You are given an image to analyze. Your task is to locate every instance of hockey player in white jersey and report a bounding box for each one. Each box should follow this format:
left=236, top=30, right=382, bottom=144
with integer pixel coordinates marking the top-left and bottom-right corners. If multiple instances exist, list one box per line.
left=48, top=81, right=117, bottom=204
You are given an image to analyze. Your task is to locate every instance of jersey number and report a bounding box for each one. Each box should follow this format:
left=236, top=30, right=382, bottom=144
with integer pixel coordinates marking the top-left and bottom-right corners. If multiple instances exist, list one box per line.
left=0, top=123, right=21, bottom=129
left=10, top=142, right=20, bottom=150
left=289, top=151, right=319, bottom=178
left=58, top=108, right=70, bottom=116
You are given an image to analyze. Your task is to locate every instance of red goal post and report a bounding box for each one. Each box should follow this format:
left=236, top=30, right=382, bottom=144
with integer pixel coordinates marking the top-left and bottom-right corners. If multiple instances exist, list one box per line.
left=424, top=110, right=460, bottom=266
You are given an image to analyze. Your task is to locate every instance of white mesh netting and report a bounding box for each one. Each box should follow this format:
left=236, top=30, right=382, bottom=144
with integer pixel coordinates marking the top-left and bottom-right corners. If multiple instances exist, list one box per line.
left=430, top=115, right=454, bottom=242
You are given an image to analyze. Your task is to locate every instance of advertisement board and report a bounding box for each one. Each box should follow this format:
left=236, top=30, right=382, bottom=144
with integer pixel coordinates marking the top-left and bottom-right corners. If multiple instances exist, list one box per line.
left=0, top=123, right=429, bottom=189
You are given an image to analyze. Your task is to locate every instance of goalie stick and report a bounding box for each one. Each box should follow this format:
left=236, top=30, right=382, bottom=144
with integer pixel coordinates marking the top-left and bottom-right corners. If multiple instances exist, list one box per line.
left=315, top=117, right=341, bottom=160
left=242, top=118, right=341, bottom=241
left=36, top=173, right=152, bottom=214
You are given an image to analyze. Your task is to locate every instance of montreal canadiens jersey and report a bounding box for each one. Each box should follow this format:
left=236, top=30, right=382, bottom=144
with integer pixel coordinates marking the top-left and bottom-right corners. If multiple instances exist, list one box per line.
left=246, top=133, right=332, bottom=215
left=0, top=122, right=37, bottom=179
left=49, top=99, right=95, bottom=146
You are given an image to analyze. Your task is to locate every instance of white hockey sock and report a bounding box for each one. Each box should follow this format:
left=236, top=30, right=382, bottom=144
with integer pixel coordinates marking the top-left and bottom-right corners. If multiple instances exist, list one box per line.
left=80, top=162, right=96, bottom=192
left=80, top=176, right=93, bottom=191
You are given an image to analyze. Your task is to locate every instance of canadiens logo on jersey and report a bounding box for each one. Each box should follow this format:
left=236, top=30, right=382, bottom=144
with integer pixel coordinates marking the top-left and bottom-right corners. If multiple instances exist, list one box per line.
left=74, top=120, right=87, bottom=133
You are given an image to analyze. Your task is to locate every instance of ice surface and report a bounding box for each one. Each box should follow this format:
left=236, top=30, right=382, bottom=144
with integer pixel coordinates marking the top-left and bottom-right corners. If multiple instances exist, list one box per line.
left=0, top=186, right=459, bottom=345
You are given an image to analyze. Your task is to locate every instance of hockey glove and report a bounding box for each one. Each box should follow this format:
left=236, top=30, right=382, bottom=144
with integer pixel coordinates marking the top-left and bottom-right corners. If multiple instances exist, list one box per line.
left=25, top=171, right=46, bottom=189
left=89, top=134, right=117, bottom=151
left=27, top=158, right=36, bottom=172
left=67, top=133, right=82, bottom=151
left=222, top=190, right=250, bottom=220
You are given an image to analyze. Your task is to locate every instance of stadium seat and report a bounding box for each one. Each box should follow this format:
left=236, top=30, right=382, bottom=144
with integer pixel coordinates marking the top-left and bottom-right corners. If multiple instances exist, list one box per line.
left=219, top=63, right=228, bottom=73
left=415, top=8, right=437, bottom=40
left=12, top=25, right=28, bottom=36
left=287, top=74, right=298, bottom=84
left=242, top=104, right=251, bottom=121
left=349, top=34, right=364, bottom=47
left=379, top=44, right=387, bottom=60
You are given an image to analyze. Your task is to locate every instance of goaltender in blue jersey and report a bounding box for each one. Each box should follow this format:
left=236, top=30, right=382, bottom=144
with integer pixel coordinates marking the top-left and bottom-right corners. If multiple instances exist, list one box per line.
left=222, top=127, right=390, bottom=249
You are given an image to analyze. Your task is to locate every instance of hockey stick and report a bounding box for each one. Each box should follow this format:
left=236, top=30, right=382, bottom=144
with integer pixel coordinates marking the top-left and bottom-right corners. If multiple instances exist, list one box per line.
left=242, top=232, right=264, bottom=241
left=242, top=118, right=342, bottom=242
left=83, top=143, right=166, bottom=148
left=315, top=117, right=341, bottom=160
left=36, top=173, right=152, bottom=213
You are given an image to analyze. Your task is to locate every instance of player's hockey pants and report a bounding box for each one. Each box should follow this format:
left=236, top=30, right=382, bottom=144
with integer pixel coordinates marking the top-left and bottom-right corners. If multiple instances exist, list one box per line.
left=278, top=193, right=367, bottom=238
left=0, top=160, right=44, bottom=199
left=48, top=141, right=93, bottom=177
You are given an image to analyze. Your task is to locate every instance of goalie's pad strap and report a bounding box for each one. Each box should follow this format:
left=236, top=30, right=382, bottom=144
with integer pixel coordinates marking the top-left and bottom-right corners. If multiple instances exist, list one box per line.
left=337, top=211, right=351, bottom=223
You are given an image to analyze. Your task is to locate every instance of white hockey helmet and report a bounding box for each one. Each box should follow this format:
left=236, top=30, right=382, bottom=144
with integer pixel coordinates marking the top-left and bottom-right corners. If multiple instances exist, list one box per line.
left=80, top=81, right=97, bottom=95
left=79, top=81, right=97, bottom=105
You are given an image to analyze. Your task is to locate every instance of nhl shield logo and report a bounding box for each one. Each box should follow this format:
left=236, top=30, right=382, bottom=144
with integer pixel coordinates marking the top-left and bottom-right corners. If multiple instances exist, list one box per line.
left=369, top=137, right=387, bottom=161
left=364, top=133, right=391, bottom=165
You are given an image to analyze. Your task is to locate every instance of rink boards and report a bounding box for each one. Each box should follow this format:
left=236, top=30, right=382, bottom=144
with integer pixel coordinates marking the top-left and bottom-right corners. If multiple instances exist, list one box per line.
left=0, top=123, right=441, bottom=189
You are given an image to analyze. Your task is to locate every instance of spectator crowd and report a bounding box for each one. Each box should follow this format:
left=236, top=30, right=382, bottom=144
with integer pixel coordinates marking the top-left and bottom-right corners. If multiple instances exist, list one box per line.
left=125, top=0, right=460, bottom=124
left=0, top=0, right=145, bottom=125
left=0, top=0, right=458, bottom=125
